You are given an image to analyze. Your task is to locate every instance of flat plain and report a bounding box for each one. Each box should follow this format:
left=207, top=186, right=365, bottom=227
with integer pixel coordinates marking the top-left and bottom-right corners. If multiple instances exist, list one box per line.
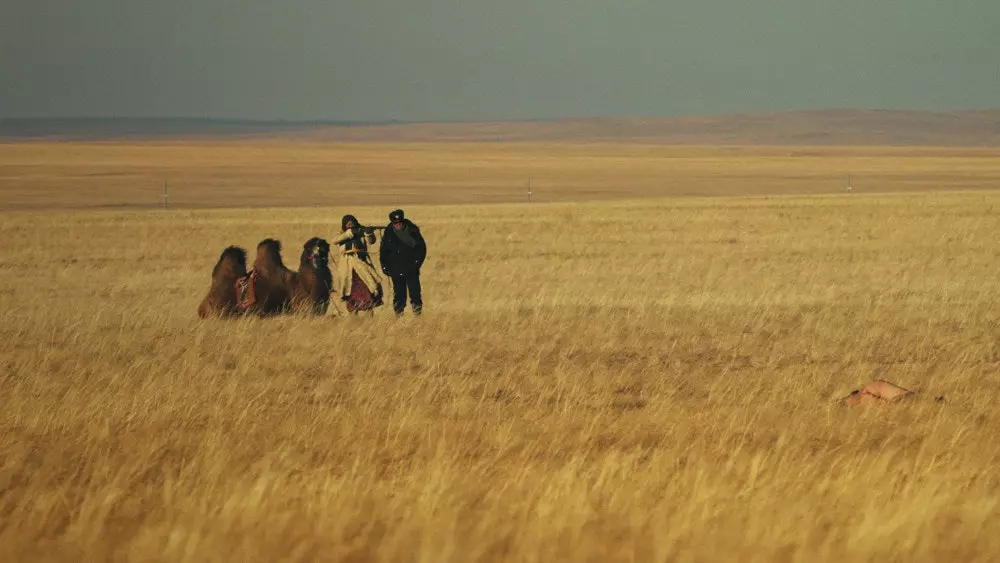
left=3, top=142, right=1000, bottom=209
left=1, top=141, right=1000, bottom=562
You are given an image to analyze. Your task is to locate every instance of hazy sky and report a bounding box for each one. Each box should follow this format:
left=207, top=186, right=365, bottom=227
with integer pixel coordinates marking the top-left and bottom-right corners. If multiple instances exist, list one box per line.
left=1, top=0, right=997, bottom=121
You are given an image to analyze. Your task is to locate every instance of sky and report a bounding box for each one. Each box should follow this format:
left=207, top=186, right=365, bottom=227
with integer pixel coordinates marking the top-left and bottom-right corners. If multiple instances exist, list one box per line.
left=1, top=0, right=998, bottom=121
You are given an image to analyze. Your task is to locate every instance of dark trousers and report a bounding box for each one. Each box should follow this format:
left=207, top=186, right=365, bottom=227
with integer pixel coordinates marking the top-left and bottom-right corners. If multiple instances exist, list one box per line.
left=391, top=270, right=422, bottom=314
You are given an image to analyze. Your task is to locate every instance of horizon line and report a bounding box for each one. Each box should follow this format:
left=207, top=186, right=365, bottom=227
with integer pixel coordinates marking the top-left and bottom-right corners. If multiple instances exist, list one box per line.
left=2, top=107, right=999, bottom=126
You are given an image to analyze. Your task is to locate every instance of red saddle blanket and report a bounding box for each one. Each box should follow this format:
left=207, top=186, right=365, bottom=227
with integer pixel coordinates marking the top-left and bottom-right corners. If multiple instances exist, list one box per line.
left=235, top=270, right=258, bottom=313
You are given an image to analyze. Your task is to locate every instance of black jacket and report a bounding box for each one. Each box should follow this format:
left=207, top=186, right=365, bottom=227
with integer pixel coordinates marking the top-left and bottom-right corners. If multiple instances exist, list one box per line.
left=379, top=220, right=427, bottom=275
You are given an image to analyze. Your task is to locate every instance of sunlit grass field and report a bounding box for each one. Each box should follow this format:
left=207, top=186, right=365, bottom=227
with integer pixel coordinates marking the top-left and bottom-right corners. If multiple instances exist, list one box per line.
left=1, top=142, right=1000, bottom=561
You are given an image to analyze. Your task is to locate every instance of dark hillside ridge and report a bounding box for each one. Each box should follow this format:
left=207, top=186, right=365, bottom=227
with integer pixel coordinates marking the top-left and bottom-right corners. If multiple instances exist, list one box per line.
left=2, top=110, right=999, bottom=146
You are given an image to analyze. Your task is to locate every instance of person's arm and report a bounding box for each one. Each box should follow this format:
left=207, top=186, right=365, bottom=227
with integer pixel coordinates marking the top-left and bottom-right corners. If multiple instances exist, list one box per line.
left=414, top=229, right=427, bottom=267
left=379, top=232, right=392, bottom=273
left=331, top=229, right=358, bottom=245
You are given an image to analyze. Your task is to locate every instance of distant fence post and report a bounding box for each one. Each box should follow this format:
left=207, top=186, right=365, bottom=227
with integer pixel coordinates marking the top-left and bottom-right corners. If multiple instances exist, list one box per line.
left=162, top=179, right=169, bottom=208
left=527, top=177, right=532, bottom=203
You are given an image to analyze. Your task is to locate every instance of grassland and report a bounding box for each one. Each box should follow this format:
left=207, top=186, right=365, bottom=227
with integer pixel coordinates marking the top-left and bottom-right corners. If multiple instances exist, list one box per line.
left=3, top=142, right=1000, bottom=209
left=1, top=142, right=1000, bottom=561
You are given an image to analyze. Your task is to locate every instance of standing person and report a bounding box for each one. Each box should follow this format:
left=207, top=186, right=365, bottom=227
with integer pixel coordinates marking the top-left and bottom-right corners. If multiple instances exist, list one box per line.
left=380, top=209, right=427, bottom=316
left=332, top=214, right=384, bottom=314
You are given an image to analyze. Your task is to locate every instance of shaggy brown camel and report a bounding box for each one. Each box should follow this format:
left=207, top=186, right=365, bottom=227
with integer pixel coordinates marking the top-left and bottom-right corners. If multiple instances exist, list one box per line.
left=248, top=238, right=298, bottom=316
left=292, top=237, right=332, bottom=316
left=197, top=246, right=249, bottom=318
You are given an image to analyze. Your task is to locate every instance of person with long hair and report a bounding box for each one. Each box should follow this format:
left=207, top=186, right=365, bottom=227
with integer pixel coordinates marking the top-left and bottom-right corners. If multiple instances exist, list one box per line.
left=331, top=214, right=384, bottom=314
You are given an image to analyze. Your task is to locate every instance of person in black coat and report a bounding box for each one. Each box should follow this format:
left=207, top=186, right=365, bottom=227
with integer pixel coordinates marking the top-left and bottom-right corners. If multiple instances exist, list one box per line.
left=379, top=209, right=427, bottom=315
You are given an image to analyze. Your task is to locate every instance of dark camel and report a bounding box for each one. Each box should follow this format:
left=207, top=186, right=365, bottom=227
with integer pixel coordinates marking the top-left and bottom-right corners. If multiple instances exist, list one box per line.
left=249, top=238, right=298, bottom=316
left=292, top=237, right=332, bottom=316
left=197, top=246, right=249, bottom=318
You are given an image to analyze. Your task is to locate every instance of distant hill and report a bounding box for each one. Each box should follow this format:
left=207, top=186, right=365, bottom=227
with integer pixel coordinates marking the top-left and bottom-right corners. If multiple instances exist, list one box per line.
left=3, top=109, right=999, bottom=146
left=0, top=118, right=372, bottom=140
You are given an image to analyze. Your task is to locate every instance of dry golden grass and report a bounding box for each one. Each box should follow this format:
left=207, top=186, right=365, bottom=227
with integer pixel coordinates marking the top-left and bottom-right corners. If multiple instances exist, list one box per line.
left=2, top=143, right=1000, bottom=561
left=3, top=141, right=1000, bottom=209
